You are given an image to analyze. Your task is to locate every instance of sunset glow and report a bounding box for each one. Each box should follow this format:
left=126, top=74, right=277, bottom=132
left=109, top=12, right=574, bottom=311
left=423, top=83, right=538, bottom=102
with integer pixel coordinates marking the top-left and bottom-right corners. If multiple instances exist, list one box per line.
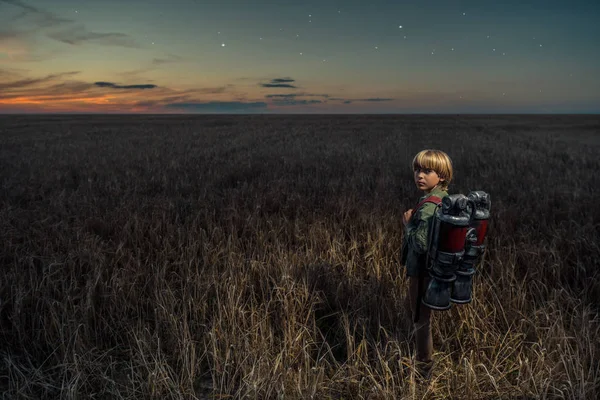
left=1, top=0, right=599, bottom=114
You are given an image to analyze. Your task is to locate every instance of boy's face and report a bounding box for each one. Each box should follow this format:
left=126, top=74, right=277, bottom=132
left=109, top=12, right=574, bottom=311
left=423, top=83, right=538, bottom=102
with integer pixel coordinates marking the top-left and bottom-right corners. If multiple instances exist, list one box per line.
left=414, top=167, right=444, bottom=193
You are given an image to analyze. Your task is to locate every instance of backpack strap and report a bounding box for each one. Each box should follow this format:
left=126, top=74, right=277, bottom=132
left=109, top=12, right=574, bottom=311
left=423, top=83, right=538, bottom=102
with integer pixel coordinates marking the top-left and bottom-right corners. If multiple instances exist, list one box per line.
left=411, top=196, right=442, bottom=221
left=414, top=195, right=442, bottom=211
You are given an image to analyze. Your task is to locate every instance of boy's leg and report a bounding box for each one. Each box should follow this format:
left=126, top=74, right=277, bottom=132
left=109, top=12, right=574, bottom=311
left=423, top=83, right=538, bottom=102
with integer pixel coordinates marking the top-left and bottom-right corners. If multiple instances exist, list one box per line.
left=407, top=275, right=433, bottom=364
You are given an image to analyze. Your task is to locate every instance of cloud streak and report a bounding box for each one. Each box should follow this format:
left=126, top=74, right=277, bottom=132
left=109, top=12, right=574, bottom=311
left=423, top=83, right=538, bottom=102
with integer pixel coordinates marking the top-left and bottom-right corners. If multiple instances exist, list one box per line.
left=271, top=78, right=294, bottom=83
left=262, top=92, right=392, bottom=105
left=1, top=0, right=140, bottom=48
left=164, top=101, right=268, bottom=113
left=0, top=69, right=396, bottom=113
left=0, top=0, right=73, bottom=29
left=357, top=98, right=394, bottom=102
left=340, top=97, right=394, bottom=104
left=271, top=99, right=322, bottom=106
left=265, top=94, right=297, bottom=98
left=47, top=25, right=140, bottom=48
left=152, top=54, right=184, bottom=65
left=260, top=77, right=297, bottom=89
left=94, top=81, right=157, bottom=90
left=0, top=71, right=79, bottom=91
left=265, top=93, right=329, bottom=99
left=261, top=83, right=297, bottom=88
left=0, top=69, right=240, bottom=113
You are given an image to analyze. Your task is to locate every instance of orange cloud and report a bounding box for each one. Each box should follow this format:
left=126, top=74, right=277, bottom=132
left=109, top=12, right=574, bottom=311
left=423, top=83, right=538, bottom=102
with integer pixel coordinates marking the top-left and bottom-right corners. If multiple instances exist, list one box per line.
left=0, top=93, right=117, bottom=105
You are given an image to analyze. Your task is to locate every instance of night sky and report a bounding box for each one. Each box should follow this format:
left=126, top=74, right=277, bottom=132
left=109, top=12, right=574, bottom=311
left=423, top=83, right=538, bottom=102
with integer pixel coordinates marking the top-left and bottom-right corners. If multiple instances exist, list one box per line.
left=1, top=0, right=599, bottom=114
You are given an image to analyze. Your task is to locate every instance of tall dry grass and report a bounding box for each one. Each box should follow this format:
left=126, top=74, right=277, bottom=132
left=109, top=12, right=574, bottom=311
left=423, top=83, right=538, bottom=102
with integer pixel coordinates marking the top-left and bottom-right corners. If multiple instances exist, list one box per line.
left=0, top=114, right=599, bottom=399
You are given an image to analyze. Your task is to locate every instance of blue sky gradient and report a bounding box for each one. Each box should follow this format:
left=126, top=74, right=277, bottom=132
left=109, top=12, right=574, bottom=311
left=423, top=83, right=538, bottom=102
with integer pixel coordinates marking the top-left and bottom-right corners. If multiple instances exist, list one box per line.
left=1, top=0, right=599, bottom=113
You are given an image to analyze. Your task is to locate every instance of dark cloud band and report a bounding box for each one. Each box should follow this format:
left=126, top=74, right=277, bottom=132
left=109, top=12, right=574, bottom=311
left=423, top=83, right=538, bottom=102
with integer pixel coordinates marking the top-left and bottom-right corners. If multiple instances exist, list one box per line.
left=94, top=82, right=157, bottom=90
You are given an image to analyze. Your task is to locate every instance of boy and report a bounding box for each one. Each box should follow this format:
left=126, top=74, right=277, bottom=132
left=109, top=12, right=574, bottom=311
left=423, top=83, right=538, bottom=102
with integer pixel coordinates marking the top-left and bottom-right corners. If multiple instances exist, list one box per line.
left=401, top=149, right=453, bottom=378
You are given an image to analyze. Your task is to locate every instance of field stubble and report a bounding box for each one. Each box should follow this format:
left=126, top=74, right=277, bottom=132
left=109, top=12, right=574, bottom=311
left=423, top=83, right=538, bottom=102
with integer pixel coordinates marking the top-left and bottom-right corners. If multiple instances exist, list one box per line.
left=0, top=114, right=599, bottom=399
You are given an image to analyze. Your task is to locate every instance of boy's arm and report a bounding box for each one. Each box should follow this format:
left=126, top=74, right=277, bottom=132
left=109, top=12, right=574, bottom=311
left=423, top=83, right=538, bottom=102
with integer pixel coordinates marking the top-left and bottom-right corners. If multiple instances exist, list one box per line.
left=405, top=203, right=437, bottom=254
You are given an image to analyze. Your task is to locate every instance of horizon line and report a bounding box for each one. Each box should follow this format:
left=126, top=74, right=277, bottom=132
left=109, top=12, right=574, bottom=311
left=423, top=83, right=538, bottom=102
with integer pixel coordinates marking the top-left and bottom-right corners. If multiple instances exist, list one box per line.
left=1, top=112, right=599, bottom=116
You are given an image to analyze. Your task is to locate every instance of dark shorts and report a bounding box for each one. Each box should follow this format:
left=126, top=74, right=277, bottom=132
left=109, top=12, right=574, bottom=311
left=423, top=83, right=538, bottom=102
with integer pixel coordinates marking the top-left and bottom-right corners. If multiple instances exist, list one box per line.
left=405, top=252, right=426, bottom=277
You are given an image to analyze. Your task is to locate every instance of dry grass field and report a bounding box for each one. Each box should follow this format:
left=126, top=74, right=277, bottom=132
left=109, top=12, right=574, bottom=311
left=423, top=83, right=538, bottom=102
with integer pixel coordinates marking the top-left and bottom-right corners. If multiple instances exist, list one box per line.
left=0, top=114, right=599, bottom=399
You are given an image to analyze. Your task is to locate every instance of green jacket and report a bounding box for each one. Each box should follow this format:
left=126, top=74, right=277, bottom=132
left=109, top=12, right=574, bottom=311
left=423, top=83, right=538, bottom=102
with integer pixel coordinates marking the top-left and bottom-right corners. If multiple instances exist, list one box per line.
left=401, top=187, right=449, bottom=276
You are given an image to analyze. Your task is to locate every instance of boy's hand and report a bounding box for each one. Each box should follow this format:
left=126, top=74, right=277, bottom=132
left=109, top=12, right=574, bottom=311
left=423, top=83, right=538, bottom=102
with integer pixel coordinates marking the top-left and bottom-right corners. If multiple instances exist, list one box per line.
left=402, top=209, right=413, bottom=226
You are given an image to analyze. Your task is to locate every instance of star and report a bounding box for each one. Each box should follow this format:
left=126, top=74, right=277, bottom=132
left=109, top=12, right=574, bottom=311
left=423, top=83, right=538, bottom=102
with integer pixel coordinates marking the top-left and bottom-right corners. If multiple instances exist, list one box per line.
left=260, top=37, right=263, bottom=40
left=451, top=47, right=454, bottom=51
left=463, top=12, right=466, bottom=16
left=221, top=43, right=225, bottom=47
left=75, top=10, right=78, bottom=13
left=399, top=25, right=403, bottom=28
left=503, top=52, right=506, bottom=55
left=404, top=36, right=407, bottom=39
left=375, top=46, right=378, bottom=49
left=299, top=52, right=303, bottom=55
left=539, top=44, right=543, bottom=47
left=493, top=48, right=496, bottom=51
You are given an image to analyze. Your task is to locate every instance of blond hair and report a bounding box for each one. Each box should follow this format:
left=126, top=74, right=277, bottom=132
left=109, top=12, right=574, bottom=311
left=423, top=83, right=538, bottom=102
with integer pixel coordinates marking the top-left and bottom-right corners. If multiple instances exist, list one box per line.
left=412, top=149, right=453, bottom=190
